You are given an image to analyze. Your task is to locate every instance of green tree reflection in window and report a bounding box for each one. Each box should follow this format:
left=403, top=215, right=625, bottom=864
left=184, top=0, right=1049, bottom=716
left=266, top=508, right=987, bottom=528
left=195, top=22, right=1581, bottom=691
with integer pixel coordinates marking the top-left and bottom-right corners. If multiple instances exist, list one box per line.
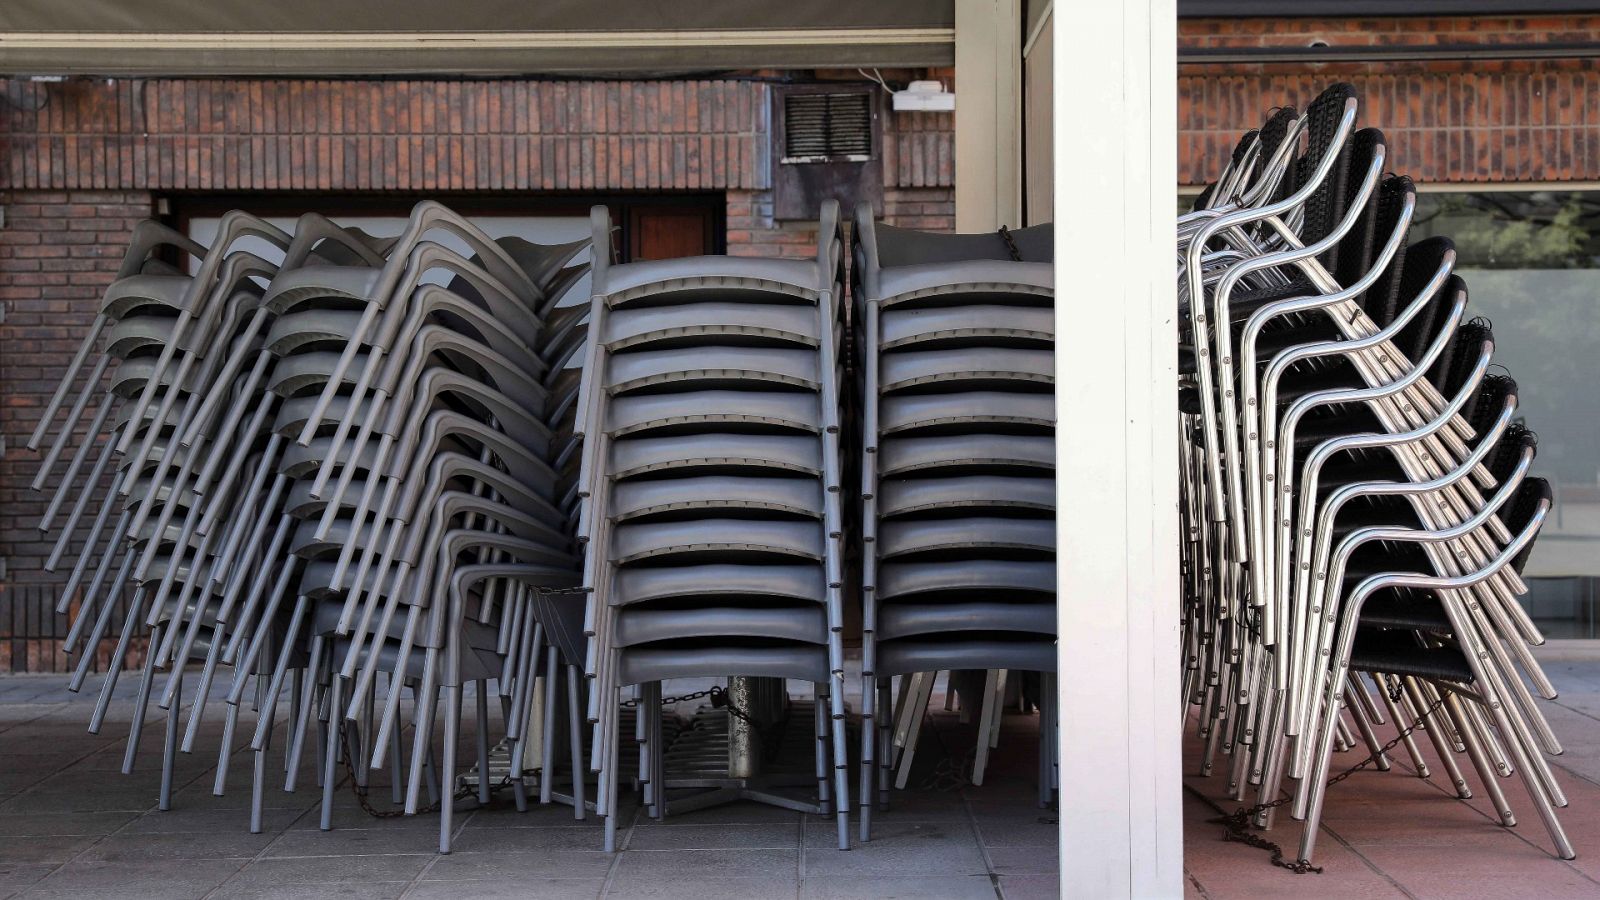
left=1413, top=191, right=1600, bottom=598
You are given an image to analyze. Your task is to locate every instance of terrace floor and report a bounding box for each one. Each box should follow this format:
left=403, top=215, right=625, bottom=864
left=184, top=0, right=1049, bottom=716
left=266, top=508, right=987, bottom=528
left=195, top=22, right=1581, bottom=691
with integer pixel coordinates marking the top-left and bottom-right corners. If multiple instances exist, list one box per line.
left=0, top=643, right=1593, bottom=899
left=1181, top=642, right=1600, bottom=900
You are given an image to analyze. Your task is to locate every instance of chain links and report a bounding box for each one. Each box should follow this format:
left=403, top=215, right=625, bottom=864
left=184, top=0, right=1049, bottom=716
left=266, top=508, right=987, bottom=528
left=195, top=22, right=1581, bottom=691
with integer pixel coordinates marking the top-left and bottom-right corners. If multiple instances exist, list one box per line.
left=998, top=226, right=1023, bottom=262
left=619, top=687, right=717, bottom=709
left=338, top=723, right=514, bottom=820
left=528, top=585, right=590, bottom=597
left=1210, top=690, right=1447, bottom=875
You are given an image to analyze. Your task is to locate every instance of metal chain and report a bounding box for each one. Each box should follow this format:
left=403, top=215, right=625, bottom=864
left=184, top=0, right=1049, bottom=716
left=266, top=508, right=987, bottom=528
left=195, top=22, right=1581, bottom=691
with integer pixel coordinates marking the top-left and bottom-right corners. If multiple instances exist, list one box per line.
left=619, top=687, right=717, bottom=710
left=998, top=225, right=1023, bottom=262
left=331, top=586, right=583, bottom=820
left=529, top=586, right=590, bottom=597
left=919, top=751, right=973, bottom=793
left=1210, top=691, right=1447, bottom=875
left=338, top=722, right=514, bottom=820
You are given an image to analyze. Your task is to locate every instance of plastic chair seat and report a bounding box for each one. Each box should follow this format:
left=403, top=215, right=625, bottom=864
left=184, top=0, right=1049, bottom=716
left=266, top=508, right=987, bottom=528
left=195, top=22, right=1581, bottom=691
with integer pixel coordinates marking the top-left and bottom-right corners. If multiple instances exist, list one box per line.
left=605, top=346, right=821, bottom=395
left=617, top=644, right=829, bottom=686
left=876, top=559, right=1054, bottom=599
left=605, top=390, right=822, bottom=437
left=877, top=601, right=1055, bottom=640
left=877, top=517, right=1055, bottom=558
left=879, top=391, right=1055, bottom=434
left=614, top=605, right=827, bottom=646
left=877, top=475, right=1054, bottom=517
left=613, top=563, right=825, bottom=606
left=879, top=304, right=1053, bottom=349
left=873, top=637, right=1056, bottom=678
left=601, top=301, right=821, bottom=351
left=877, top=434, right=1054, bottom=476
left=609, top=518, right=824, bottom=564
left=609, top=433, right=823, bottom=480
left=879, top=348, right=1053, bottom=394
left=611, top=475, right=823, bottom=522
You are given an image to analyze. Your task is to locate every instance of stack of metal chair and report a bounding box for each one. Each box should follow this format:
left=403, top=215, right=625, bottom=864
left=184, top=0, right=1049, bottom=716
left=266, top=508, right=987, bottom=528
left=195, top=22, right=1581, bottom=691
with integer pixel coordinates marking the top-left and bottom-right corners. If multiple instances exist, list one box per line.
left=573, top=202, right=852, bottom=851
left=851, top=203, right=1056, bottom=841
left=30, top=212, right=294, bottom=812
left=1179, top=82, right=1574, bottom=867
left=31, top=203, right=593, bottom=852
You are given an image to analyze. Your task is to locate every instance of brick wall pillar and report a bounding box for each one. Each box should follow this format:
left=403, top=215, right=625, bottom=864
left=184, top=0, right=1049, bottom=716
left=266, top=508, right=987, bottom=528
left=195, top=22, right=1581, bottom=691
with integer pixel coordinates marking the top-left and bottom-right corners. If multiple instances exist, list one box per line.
left=0, top=191, right=154, bottom=585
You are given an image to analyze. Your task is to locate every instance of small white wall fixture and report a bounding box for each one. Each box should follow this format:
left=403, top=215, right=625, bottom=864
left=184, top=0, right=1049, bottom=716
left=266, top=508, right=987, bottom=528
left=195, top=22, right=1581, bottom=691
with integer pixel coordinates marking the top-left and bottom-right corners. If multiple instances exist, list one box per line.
left=1054, top=1, right=1183, bottom=898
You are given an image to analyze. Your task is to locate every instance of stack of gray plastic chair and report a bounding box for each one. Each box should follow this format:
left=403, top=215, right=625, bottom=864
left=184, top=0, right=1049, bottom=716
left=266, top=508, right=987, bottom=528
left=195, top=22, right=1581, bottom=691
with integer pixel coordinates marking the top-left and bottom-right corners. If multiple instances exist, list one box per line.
left=852, top=203, right=1056, bottom=841
left=29, top=212, right=302, bottom=814
left=575, top=202, right=850, bottom=851
left=222, top=203, right=589, bottom=849
left=31, top=203, right=594, bottom=852
left=1178, top=83, right=1575, bottom=868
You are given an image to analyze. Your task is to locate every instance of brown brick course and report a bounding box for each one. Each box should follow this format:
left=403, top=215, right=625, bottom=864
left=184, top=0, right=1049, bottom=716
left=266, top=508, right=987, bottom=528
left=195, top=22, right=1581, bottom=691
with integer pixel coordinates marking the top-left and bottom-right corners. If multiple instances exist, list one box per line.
left=2, top=76, right=954, bottom=195
left=1178, top=15, right=1600, bottom=185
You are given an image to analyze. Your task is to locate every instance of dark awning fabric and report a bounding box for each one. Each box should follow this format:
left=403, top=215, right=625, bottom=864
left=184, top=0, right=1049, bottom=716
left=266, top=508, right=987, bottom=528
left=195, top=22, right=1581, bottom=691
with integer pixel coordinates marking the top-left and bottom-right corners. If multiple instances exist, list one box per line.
left=0, top=0, right=955, bottom=75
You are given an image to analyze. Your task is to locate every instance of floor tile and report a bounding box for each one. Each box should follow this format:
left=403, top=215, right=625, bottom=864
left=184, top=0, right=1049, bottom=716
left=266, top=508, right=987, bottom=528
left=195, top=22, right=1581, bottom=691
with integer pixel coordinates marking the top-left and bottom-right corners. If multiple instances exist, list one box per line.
left=264, top=827, right=442, bottom=858
left=802, top=821, right=987, bottom=877
left=402, top=878, right=605, bottom=899
left=802, top=874, right=999, bottom=900
left=994, top=874, right=1057, bottom=900
left=420, top=849, right=615, bottom=880
left=209, top=882, right=410, bottom=900
left=605, top=874, right=798, bottom=900
left=76, top=829, right=277, bottom=861
left=609, top=847, right=797, bottom=879
left=21, top=858, right=245, bottom=899
left=226, top=855, right=433, bottom=886
left=623, top=822, right=799, bottom=850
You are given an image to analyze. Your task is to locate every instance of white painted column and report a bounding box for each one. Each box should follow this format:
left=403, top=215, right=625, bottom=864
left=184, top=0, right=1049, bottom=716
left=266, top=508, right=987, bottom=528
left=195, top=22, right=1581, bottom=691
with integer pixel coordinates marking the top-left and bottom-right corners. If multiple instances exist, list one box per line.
left=1053, top=1, right=1183, bottom=898
left=955, top=0, right=1022, bottom=231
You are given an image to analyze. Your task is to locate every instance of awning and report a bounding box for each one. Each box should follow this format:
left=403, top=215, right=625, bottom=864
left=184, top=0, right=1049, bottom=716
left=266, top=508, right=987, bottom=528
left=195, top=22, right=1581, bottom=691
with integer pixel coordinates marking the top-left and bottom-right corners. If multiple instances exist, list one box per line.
left=0, top=0, right=955, bottom=76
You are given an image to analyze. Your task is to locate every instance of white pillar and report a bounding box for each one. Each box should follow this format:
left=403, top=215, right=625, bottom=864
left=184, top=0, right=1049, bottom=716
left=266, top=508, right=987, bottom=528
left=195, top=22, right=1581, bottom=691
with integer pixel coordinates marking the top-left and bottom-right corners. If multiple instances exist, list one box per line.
left=1053, top=1, right=1183, bottom=898
left=955, top=0, right=1022, bottom=231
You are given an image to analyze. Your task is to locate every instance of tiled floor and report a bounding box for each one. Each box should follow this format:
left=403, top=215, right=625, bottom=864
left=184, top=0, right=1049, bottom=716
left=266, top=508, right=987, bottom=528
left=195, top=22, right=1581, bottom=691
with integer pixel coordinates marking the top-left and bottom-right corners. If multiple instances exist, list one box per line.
left=0, top=675, right=1055, bottom=899
left=0, top=644, right=1596, bottom=899
left=1181, top=643, right=1600, bottom=899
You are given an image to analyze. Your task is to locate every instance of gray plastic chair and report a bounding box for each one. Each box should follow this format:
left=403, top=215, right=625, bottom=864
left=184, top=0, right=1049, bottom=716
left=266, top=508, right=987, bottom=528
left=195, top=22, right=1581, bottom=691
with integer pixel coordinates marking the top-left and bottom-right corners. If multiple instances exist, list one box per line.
left=854, top=202, right=1057, bottom=837
left=575, top=202, right=850, bottom=852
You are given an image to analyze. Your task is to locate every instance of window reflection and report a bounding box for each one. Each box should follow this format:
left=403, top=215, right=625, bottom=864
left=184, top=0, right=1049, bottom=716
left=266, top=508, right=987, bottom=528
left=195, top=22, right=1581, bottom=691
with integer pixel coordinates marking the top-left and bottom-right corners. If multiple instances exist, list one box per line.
left=1177, top=188, right=1600, bottom=637
left=1412, top=191, right=1600, bottom=637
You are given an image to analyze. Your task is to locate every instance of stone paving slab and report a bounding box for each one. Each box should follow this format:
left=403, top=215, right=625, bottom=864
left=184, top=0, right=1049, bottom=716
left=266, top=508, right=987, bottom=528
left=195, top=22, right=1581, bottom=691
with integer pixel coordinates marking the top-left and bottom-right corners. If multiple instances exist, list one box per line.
left=0, top=676, right=1052, bottom=899
left=3, top=645, right=1597, bottom=898
left=1181, top=645, right=1600, bottom=899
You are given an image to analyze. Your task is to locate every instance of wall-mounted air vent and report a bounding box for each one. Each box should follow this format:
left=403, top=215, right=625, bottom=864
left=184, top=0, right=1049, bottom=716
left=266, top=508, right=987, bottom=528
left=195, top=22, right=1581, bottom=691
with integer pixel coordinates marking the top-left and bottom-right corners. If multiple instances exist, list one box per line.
left=782, top=92, right=874, bottom=163
left=771, top=84, right=882, bottom=220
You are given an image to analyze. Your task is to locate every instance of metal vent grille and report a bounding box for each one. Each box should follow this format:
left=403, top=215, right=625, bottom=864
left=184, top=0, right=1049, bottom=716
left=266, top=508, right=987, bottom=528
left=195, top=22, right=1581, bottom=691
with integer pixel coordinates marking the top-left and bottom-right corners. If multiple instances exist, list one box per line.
left=783, top=92, right=872, bottom=163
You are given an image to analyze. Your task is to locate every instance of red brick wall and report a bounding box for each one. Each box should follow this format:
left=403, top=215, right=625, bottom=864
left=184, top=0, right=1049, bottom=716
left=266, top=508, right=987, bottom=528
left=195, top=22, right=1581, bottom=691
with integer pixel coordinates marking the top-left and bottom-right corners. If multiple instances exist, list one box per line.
left=3, top=79, right=772, bottom=192
left=1180, top=14, right=1600, bottom=50
left=0, top=191, right=153, bottom=668
left=2, top=75, right=953, bottom=195
left=1178, top=14, right=1600, bottom=185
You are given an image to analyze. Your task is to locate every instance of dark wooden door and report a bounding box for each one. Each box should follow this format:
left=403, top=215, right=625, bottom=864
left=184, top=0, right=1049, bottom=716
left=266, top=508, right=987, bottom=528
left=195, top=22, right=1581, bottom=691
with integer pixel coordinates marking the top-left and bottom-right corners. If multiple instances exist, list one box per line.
left=629, top=207, right=716, bottom=261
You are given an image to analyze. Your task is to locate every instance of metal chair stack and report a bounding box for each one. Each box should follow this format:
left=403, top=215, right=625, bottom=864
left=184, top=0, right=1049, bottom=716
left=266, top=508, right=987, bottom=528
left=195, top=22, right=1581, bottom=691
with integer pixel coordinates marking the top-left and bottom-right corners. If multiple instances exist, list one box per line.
left=29, top=212, right=295, bottom=811
left=851, top=203, right=1056, bottom=841
left=31, top=203, right=593, bottom=851
left=1178, top=82, right=1575, bottom=867
left=573, top=202, right=852, bottom=851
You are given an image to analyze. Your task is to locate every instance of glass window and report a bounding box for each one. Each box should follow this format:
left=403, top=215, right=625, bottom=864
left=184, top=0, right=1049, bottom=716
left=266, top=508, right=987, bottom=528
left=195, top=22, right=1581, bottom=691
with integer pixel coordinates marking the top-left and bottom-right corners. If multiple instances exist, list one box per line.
left=1411, top=190, right=1600, bottom=637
